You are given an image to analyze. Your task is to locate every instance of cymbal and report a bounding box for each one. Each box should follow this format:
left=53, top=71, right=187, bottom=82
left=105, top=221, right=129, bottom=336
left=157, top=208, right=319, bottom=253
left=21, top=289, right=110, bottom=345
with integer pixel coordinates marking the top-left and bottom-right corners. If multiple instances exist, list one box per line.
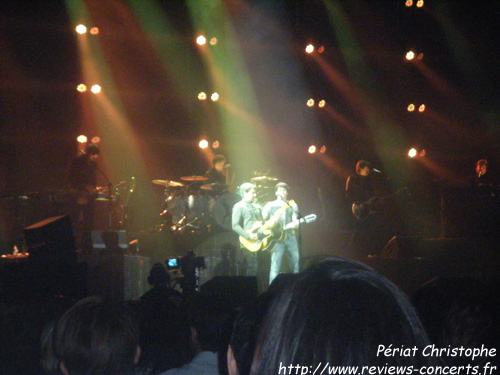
left=251, top=176, right=278, bottom=182
left=200, top=183, right=229, bottom=191
left=152, top=180, right=185, bottom=187
left=181, top=175, right=209, bottom=182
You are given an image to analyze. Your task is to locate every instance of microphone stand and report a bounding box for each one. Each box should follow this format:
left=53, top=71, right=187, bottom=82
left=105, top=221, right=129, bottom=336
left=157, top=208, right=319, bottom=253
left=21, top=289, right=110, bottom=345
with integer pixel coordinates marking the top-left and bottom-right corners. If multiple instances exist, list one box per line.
left=95, top=165, right=116, bottom=230
left=283, top=198, right=304, bottom=265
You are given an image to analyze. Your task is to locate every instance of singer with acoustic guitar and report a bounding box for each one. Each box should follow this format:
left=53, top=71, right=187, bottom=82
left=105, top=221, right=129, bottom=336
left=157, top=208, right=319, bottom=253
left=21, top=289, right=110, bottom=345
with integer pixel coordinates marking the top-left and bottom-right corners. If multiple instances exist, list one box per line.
left=262, top=182, right=300, bottom=284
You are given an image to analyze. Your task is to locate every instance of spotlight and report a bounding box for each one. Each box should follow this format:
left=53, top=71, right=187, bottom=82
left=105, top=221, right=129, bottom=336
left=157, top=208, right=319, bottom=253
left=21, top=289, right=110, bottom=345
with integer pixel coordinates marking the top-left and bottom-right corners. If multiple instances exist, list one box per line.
left=406, top=51, right=415, bottom=60
left=196, top=35, right=207, bottom=46
left=318, top=46, right=325, bottom=53
left=199, top=139, right=209, bottom=149
left=307, top=99, right=315, bottom=107
left=418, top=104, right=426, bottom=112
left=308, top=145, right=317, bottom=154
left=77, top=84, right=87, bottom=93
left=305, top=44, right=315, bottom=54
left=420, top=149, right=426, bottom=157
left=91, top=84, right=101, bottom=94
left=211, top=92, right=219, bottom=102
left=407, top=104, right=415, bottom=112
left=209, top=37, right=217, bottom=46
left=76, top=24, right=87, bottom=34
left=417, top=52, right=424, bottom=60
left=318, top=100, right=326, bottom=108
left=320, top=146, right=326, bottom=153
left=77, top=135, right=88, bottom=143
left=405, top=0, right=413, bottom=7
left=198, top=92, right=207, bottom=101
left=91, top=136, right=101, bottom=144
left=408, top=148, right=417, bottom=158
left=416, top=0, right=424, bottom=7
left=212, top=140, right=220, bottom=149
left=89, top=27, right=99, bottom=35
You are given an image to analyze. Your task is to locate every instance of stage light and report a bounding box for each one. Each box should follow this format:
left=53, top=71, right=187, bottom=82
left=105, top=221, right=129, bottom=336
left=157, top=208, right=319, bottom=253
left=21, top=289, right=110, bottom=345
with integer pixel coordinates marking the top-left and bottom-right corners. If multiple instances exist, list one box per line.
left=307, top=99, right=315, bottom=107
left=420, top=149, right=426, bottom=157
left=89, top=27, right=99, bottom=35
left=212, top=141, right=220, bottom=149
left=91, top=136, right=101, bottom=144
left=416, top=0, right=424, bottom=7
left=418, top=104, right=426, bottom=112
left=320, top=145, right=327, bottom=153
left=198, top=92, right=207, bottom=101
left=408, top=148, right=417, bottom=158
left=77, top=135, right=88, bottom=143
left=405, top=0, right=413, bottom=7
left=209, top=37, right=217, bottom=46
left=199, top=139, right=209, bottom=149
left=308, top=145, right=317, bottom=154
left=417, top=52, right=424, bottom=60
left=318, top=100, right=326, bottom=108
left=211, top=92, right=219, bottom=102
left=76, top=24, right=87, bottom=34
left=196, top=35, right=207, bottom=46
left=406, top=51, right=415, bottom=60
left=305, top=44, right=315, bottom=54
left=91, top=85, right=101, bottom=94
left=407, top=104, right=415, bottom=112
left=77, top=84, right=87, bottom=93
left=318, top=46, right=325, bottom=53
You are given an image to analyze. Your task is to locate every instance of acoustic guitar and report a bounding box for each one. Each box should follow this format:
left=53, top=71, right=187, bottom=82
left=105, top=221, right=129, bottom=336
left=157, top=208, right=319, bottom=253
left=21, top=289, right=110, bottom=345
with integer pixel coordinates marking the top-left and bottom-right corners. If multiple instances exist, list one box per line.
left=239, top=200, right=294, bottom=252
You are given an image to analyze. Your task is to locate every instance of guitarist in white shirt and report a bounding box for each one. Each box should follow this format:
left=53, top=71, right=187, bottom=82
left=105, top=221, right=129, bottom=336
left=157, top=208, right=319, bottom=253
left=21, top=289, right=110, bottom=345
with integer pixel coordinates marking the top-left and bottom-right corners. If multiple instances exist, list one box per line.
left=232, top=183, right=262, bottom=276
left=262, top=182, right=300, bottom=284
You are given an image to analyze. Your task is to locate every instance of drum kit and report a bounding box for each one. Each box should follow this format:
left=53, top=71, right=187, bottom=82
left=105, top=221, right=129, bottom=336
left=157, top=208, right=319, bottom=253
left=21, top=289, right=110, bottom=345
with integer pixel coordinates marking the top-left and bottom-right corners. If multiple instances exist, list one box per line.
left=153, top=173, right=279, bottom=234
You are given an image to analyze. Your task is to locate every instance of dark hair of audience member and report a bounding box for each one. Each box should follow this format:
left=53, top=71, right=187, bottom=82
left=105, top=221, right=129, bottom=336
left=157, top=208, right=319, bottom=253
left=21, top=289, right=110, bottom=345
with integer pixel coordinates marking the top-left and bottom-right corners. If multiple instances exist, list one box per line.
left=217, top=307, right=241, bottom=375
left=412, top=277, right=500, bottom=367
left=51, top=296, right=140, bottom=375
left=250, top=258, right=439, bottom=374
left=187, top=293, right=229, bottom=353
left=228, top=290, right=278, bottom=375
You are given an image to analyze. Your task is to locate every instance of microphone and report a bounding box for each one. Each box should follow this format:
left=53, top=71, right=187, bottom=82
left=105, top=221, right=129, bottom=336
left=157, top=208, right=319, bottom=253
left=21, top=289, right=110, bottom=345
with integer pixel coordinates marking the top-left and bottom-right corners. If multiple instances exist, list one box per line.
left=372, top=168, right=382, bottom=174
left=478, top=171, right=482, bottom=178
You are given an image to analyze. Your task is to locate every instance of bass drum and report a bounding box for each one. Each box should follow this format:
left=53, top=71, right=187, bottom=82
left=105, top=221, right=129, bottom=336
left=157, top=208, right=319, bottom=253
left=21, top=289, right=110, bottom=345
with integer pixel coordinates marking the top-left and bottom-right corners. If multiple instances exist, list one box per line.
left=212, top=192, right=241, bottom=231
left=165, top=196, right=186, bottom=224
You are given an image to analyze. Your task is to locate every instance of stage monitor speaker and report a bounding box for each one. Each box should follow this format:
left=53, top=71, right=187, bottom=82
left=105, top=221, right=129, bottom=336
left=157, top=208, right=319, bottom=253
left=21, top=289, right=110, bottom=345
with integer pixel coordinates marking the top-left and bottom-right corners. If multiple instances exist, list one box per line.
left=200, top=276, right=258, bottom=308
left=380, top=236, right=423, bottom=259
left=92, top=230, right=128, bottom=251
left=22, top=215, right=78, bottom=297
left=23, top=215, right=77, bottom=264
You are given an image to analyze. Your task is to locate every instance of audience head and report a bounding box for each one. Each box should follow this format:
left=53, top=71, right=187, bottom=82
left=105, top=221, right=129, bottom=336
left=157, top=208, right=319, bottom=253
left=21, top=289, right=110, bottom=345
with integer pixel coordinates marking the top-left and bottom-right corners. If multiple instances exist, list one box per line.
left=412, top=277, right=499, bottom=367
left=228, top=291, right=277, bottom=375
left=187, top=293, right=230, bottom=353
left=251, top=258, right=435, bottom=374
left=52, top=296, right=140, bottom=375
left=147, top=263, right=170, bottom=287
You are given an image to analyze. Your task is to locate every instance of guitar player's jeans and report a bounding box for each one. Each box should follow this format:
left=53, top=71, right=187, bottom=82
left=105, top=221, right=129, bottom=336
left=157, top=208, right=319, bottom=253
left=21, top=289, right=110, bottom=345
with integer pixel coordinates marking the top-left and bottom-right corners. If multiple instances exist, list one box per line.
left=269, top=234, right=299, bottom=284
